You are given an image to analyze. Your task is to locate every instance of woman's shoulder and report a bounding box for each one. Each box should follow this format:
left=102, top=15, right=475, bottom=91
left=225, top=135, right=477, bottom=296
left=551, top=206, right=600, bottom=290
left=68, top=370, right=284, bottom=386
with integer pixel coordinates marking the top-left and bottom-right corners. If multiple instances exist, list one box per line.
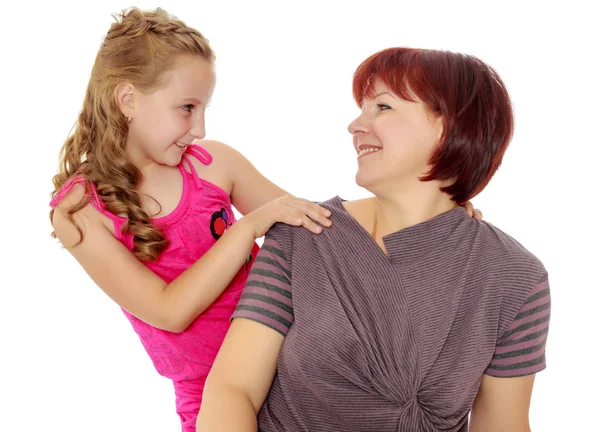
left=472, top=221, right=547, bottom=306
left=478, top=221, right=545, bottom=271
left=265, top=196, right=364, bottom=253
left=337, top=196, right=374, bottom=219
left=471, top=222, right=550, bottom=345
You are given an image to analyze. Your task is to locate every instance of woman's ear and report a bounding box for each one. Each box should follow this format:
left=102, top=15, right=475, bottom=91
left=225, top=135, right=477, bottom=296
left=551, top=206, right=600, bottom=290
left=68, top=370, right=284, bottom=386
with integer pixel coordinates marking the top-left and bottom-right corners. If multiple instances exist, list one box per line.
left=115, top=83, right=136, bottom=117
left=425, top=109, right=445, bottom=143
left=433, top=115, right=444, bottom=142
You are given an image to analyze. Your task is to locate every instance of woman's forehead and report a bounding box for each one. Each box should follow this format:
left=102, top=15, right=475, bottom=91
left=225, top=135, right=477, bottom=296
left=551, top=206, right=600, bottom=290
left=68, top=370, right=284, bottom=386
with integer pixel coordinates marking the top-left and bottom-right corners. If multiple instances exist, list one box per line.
left=363, top=78, right=392, bottom=99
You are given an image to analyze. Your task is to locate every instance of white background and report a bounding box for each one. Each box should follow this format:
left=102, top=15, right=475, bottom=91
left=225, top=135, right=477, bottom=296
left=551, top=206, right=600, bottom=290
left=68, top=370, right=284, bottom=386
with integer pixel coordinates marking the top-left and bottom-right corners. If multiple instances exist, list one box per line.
left=1, top=0, right=597, bottom=430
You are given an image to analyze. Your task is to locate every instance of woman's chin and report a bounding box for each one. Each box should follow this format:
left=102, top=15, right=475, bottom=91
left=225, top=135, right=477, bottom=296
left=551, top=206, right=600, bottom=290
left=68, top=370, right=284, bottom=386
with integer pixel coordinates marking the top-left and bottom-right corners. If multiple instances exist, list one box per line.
left=355, top=169, right=380, bottom=191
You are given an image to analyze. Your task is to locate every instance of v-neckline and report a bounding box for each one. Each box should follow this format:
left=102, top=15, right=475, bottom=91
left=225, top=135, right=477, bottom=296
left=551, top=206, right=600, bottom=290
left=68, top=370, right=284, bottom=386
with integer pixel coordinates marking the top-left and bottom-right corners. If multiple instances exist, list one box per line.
left=331, top=195, right=394, bottom=264
left=328, top=195, right=468, bottom=268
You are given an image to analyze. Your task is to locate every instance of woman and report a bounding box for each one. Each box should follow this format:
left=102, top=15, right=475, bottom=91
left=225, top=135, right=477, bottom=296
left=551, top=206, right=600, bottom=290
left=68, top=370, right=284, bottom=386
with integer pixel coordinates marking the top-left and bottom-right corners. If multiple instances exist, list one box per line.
left=197, top=48, right=550, bottom=431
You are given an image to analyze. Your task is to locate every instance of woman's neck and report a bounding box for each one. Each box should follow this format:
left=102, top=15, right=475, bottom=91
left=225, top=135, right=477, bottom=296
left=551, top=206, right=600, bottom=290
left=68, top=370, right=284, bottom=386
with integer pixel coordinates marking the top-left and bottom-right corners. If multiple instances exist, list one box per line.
left=371, top=186, right=457, bottom=239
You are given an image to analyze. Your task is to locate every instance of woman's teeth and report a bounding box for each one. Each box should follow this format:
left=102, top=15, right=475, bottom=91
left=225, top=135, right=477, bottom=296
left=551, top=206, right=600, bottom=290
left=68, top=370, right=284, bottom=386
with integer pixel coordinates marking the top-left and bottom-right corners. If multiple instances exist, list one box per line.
left=175, top=142, right=188, bottom=149
left=358, top=147, right=381, bottom=157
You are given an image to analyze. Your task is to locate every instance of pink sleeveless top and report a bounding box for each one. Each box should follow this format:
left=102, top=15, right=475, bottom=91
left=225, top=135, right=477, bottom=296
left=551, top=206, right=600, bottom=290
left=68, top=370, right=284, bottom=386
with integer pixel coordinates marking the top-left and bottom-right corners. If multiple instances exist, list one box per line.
left=51, top=145, right=259, bottom=420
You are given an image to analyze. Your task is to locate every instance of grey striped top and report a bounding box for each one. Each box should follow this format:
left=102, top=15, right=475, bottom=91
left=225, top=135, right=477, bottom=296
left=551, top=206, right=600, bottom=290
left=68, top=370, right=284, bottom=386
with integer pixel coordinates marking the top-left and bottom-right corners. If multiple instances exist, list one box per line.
left=233, top=196, right=550, bottom=432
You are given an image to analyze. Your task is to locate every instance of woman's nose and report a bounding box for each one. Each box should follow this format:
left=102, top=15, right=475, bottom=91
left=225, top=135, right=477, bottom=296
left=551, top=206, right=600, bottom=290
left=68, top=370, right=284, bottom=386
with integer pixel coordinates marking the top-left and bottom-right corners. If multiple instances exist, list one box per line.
left=348, top=112, right=369, bottom=135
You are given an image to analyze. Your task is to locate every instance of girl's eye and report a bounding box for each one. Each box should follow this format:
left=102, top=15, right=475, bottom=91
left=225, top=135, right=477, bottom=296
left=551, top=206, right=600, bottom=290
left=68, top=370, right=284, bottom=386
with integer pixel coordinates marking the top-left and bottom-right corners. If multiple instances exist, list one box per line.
left=182, top=104, right=194, bottom=112
left=377, top=103, right=391, bottom=111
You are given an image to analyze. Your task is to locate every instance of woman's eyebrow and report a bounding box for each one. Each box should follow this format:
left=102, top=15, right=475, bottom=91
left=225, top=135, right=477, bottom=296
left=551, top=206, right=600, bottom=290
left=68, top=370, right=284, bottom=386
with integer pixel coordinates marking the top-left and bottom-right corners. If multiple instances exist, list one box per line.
left=372, top=91, right=396, bottom=99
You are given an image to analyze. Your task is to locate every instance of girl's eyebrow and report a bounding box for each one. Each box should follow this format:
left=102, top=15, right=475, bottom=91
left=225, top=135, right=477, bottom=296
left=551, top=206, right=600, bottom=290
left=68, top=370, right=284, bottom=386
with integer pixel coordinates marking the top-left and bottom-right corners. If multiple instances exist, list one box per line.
left=180, top=97, right=206, bottom=104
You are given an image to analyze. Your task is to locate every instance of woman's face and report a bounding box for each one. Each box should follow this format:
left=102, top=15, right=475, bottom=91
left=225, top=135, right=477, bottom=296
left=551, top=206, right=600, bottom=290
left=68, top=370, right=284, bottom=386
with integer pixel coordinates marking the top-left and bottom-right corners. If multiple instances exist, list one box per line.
left=348, top=79, right=443, bottom=192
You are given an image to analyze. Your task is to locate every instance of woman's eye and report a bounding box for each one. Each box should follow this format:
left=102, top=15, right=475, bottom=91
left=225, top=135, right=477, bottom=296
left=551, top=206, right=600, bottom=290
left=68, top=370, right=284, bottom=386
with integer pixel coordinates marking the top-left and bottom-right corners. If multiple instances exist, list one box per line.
left=182, top=104, right=194, bottom=112
left=377, top=103, right=391, bottom=111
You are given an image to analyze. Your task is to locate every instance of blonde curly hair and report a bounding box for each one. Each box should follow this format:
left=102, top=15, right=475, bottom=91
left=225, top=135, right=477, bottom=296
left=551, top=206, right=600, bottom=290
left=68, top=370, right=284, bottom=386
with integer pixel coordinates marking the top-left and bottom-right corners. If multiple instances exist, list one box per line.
left=50, top=7, right=214, bottom=261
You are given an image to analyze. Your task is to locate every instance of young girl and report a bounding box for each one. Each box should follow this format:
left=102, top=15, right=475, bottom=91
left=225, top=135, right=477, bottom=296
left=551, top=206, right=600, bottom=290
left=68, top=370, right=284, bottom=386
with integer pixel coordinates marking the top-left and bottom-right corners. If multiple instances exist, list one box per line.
left=50, top=7, right=480, bottom=431
left=49, top=8, right=332, bottom=431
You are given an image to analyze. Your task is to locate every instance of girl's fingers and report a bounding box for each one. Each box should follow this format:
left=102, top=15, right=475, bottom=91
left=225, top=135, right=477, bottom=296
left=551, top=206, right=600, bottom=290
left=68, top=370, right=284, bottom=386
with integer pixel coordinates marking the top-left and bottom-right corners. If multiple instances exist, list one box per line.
left=278, top=211, right=303, bottom=226
left=275, top=196, right=332, bottom=233
left=463, top=201, right=474, bottom=216
left=289, top=201, right=332, bottom=228
left=299, top=215, right=323, bottom=233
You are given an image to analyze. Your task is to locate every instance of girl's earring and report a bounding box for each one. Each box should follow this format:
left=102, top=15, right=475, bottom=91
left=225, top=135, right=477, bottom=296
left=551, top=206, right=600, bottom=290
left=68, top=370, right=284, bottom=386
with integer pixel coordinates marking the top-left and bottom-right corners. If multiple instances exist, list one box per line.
left=126, top=114, right=132, bottom=123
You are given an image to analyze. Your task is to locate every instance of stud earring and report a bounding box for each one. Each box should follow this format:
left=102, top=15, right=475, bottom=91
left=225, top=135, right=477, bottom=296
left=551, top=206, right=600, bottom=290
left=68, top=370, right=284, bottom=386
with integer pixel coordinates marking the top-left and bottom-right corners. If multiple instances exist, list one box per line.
left=126, top=114, right=132, bottom=123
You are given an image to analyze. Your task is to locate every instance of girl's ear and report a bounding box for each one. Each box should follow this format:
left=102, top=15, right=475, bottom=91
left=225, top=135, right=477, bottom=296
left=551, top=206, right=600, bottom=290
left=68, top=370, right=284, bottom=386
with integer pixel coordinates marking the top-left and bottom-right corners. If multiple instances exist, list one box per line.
left=115, top=82, right=136, bottom=117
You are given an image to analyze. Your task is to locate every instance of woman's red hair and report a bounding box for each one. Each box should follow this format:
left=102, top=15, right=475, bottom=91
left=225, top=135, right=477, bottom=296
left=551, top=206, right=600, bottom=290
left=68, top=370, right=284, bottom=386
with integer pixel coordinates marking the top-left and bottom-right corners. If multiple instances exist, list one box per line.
left=352, top=48, right=514, bottom=203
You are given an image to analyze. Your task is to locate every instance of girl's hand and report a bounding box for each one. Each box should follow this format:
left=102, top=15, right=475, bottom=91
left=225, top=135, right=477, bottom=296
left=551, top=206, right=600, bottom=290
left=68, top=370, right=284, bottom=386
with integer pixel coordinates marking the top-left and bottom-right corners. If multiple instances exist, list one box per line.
left=245, top=194, right=332, bottom=238
left=462, top=201, right=483, bottom=221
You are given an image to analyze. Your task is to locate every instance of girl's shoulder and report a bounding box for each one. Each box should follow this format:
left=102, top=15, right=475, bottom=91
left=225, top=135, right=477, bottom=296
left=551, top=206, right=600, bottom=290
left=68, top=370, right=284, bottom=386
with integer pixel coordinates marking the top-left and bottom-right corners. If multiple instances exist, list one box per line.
left=51, top=176, right=99, bottom=212
left=184, top=140, right=235, bottom=196
left=50, top=176, right=119, bottom=235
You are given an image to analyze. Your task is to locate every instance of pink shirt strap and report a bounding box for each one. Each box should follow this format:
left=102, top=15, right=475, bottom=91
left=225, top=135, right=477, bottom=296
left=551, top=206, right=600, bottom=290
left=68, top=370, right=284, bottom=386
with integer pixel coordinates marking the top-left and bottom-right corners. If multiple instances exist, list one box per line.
left=50, top=176, right=122, bottom=224
left=180, top=144, right=214, bottom=180
left=186, top=144, right=213, bottom=165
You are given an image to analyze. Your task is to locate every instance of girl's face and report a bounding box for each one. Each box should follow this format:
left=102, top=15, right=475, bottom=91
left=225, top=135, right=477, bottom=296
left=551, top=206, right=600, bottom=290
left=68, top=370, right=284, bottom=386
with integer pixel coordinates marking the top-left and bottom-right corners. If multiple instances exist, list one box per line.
left=125, top=55, right=216, bottom=167
left=348, top=79, right=444, bottom=193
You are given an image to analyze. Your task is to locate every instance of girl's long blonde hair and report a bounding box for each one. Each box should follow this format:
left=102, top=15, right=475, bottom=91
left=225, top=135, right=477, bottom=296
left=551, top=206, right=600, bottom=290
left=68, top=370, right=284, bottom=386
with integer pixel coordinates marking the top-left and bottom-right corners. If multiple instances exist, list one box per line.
left=50, top=7, right=214, bottom=261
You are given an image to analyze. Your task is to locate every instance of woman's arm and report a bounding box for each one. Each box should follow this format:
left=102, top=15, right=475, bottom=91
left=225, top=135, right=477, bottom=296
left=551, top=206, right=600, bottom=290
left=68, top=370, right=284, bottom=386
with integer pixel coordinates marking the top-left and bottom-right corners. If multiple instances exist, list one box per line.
left=198, top=233, right=293, bottom=430
left=471, top=273, right=550, bottom=431
left=197, top=318, right=284, bottom=431
left=469, top=374, right=535, bottom=432
left=52, top=184, right=328, bottom=332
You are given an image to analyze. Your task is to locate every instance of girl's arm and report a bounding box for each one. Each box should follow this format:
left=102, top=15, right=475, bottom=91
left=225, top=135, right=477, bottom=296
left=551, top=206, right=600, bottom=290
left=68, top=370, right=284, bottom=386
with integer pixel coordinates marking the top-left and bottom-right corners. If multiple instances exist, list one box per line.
left=52, top=184, right=330, bottom=333
left=200, top=140, right=296, bottom=215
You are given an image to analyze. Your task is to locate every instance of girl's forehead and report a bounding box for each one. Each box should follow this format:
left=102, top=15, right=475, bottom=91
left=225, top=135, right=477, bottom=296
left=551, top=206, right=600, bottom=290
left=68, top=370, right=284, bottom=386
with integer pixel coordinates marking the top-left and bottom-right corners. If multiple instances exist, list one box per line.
left=162, top=60, right=215, bottom=95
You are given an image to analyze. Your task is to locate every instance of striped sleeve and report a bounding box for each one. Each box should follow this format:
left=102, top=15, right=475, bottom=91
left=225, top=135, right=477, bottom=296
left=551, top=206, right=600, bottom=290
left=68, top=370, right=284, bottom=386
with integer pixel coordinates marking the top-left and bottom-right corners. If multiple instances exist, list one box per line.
left=232, top=236, right=294, bottom=336
left=485, top=273, right=551, bottom=377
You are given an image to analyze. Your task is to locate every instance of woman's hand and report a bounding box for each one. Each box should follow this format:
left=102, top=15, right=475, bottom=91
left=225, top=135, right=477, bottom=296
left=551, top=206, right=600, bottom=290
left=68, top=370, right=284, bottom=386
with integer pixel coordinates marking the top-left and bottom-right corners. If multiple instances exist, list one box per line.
left=244, top=194, right=333, bottom=238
